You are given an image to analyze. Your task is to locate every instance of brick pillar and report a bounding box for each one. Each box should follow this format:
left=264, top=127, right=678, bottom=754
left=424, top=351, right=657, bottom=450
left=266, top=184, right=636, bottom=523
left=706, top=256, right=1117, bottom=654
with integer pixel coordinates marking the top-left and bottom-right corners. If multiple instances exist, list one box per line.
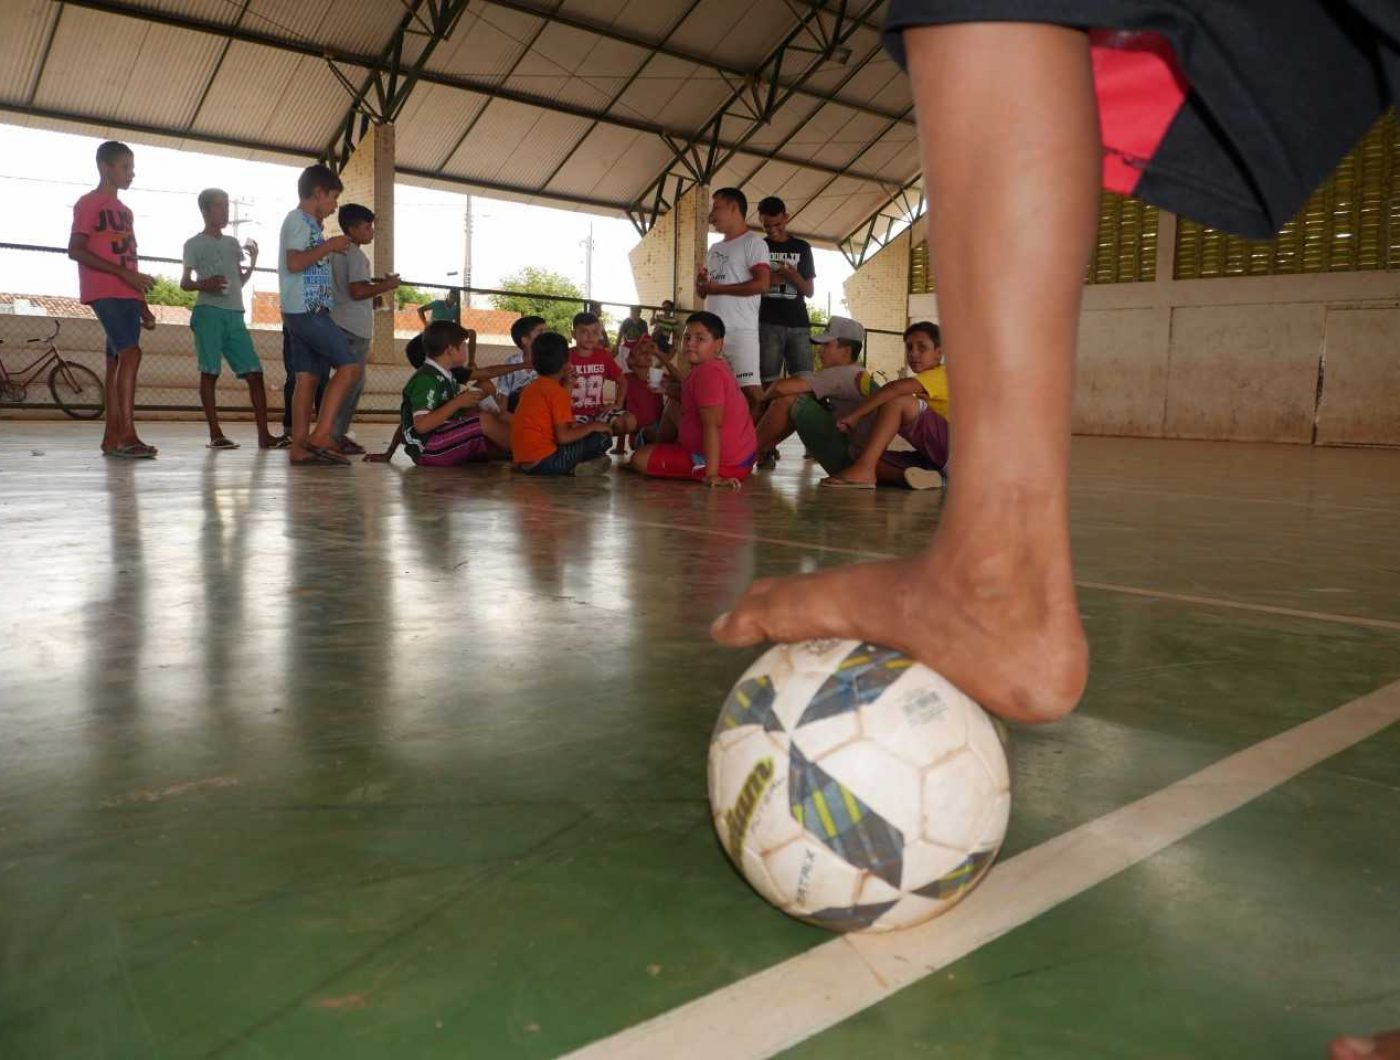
left=628, top=183, right=711, bottom=315
left=843, top=228, right=913, bottom=380
left=326, top=122, right=397, bottom=365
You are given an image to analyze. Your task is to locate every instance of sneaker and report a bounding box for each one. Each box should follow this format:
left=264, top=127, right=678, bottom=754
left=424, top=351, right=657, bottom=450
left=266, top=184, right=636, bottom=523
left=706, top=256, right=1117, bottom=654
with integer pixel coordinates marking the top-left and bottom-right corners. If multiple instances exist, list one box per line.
left=903, top=466, right=945, bottom=491
left=757, top=450, right=779, bottom=471
left=573, top=455, right=612, bottom=477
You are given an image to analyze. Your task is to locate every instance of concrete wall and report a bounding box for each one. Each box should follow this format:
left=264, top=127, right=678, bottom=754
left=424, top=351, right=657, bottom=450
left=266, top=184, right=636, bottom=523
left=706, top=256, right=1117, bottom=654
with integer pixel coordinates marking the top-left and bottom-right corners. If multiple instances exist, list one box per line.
left=904, top=214, right=1400, bottom=446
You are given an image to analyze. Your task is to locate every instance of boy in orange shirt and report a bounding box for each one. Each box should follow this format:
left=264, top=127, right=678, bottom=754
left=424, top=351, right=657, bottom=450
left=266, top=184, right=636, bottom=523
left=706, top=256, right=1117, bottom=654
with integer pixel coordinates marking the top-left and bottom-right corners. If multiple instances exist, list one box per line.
left=511, top=332, right=614, bottom=477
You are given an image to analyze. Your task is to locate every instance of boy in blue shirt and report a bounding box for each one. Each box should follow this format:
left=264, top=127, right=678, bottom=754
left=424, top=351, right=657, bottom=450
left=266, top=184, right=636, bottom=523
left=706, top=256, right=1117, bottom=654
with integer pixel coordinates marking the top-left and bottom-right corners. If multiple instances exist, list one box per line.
left=277, top=164, right=361, bottom=467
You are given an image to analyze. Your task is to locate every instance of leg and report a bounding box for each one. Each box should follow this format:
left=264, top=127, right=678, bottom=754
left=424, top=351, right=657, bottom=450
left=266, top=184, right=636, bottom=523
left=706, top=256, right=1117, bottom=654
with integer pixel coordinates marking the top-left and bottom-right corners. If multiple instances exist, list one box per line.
left=101, top=355, right=119, bottom=451
left=758, top=325, right=785, bottom=388
left=755, top=393, right=800, bottom=458
left=245, top=374, right=284, bottom=447
left=784, top=326, right=814, bottom=376
left=113, top=346, right=147, bottom=449
left=199, top=373, right=224, bottom=442
left=529, top=433, right=612, bottom=475
left=280, top=329, right=295, bottom=431
left=477, top=410, right=512, bottom=452
left=713, top=22, right=1099, bottom=725
left=1332, top=1033, right=1400, bottom=1060
left=789, top=395, right=855, bottom=477
left=329, top=331, right=369, bottom=443
left=742, top=385, right=763, bottom=421
left=306, top=363, right=362, bottom=451
left=288, top=371, right=320, bottom=460
left=824, top=396, right=919, bottom=486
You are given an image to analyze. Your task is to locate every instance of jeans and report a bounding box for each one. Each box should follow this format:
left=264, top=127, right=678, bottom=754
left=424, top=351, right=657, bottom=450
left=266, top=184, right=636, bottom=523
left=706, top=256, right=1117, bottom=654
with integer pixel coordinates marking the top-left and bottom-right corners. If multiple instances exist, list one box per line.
left=330, top=330, right=370, bottom=441
left=759, top=323, right=814, bottom=383
left=280, top=328, right=325, bottom=429
left=524, top=432, right=612, bottom=475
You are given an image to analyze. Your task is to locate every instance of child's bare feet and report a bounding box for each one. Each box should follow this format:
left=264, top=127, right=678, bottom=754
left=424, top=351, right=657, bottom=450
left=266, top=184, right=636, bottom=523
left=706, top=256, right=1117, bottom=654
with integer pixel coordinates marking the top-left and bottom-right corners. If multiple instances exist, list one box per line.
left=1331, top=1033, right=1400, bottom=1060
left=711, top=489, right=1087, bottom=725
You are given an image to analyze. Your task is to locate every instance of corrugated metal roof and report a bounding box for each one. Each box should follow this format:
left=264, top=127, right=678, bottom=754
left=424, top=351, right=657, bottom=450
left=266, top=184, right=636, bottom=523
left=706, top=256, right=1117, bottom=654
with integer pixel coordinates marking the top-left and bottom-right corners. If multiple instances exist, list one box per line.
left=0, top=1, right=58, bottom=104
left=8, top=0, right=923, bottom=246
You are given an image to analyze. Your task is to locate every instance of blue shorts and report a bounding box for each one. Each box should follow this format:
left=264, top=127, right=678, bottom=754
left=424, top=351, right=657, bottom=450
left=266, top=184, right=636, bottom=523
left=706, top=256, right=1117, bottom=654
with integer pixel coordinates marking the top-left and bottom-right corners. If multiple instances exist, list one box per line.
left=90, top=298, right=143, bottom=359
left=282, top=310, right=357, bottom=376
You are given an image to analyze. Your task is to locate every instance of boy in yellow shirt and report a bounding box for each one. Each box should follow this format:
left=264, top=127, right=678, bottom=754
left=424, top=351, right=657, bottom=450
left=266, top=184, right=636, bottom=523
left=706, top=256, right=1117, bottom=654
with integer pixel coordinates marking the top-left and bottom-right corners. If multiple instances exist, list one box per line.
left=819, top=321, right=947, bottom=490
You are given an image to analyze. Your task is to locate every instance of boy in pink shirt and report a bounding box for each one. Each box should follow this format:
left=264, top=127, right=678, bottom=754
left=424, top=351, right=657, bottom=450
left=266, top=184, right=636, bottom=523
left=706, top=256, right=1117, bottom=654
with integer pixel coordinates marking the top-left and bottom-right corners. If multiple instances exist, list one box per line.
left=67, top=141, right=157, bottom=458
left=631, top=312, right=757, bottom=488
left=568, top=310, right=636, bottom=441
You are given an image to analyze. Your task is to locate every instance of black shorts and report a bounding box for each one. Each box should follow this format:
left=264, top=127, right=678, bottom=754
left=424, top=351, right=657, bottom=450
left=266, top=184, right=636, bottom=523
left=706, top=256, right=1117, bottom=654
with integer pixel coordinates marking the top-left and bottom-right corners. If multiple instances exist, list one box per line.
left=884, top=1, right=1400, bottom=239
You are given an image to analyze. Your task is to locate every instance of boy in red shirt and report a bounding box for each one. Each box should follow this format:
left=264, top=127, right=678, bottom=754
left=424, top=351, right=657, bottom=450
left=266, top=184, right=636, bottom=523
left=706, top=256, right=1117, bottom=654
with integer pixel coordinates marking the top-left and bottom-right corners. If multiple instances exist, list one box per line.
left=621, top=334, right=666, bottom=451
left=67, top=141, right=157, bottom=459
left=568, top=310, right=636, bottom=442
left=631, top=312, right=757, bottom=489
left=511, top=332, right=614, bottom=476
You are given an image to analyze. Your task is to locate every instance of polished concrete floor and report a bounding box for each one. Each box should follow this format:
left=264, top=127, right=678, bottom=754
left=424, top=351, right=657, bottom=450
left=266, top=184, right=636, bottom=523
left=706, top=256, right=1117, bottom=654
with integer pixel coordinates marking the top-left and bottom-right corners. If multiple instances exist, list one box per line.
left=1, top=422, right=1397, bottom=1059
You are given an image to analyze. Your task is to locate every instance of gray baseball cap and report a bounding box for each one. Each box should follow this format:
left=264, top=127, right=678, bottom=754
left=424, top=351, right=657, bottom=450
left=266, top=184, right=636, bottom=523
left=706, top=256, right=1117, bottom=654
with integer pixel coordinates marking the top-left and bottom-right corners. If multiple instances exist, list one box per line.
left=811, top=316, right=866, bottom=345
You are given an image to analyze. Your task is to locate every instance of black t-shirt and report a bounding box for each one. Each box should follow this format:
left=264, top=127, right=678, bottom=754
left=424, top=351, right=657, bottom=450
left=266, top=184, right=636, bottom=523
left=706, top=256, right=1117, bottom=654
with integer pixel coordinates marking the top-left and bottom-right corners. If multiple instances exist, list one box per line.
left=760, top=236, right=816, bottom=328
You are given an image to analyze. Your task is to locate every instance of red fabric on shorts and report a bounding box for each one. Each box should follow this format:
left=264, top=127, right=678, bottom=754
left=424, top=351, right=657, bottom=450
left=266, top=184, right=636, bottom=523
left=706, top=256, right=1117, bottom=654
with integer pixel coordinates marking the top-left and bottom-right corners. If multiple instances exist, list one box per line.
left=641, top=443, right=753, bottom=481
left=1090, top=31, right=1189, bottom=198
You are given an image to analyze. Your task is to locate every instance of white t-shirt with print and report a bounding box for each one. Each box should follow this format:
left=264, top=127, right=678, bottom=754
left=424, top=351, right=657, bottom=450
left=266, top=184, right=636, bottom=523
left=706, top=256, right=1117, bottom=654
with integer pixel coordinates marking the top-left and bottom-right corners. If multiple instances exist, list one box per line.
left=705, top=230, right=769, bottom=335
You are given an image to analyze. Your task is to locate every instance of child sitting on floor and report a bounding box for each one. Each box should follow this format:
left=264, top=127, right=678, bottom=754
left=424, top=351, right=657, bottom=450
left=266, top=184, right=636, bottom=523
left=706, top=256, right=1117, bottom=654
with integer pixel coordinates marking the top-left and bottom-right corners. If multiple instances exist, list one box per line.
left=511, top=332, right=615, bottom=477
left=569, top=311, right=637, bottom=441
left=752, top=315, right=873, bottom=476
left=631, top=312, right=757, bottom=489
left=396, top=321, right=511, bottom=467
left=819, top=321, right=948, bottom=490
left=620, top=333, right=666, bottom=452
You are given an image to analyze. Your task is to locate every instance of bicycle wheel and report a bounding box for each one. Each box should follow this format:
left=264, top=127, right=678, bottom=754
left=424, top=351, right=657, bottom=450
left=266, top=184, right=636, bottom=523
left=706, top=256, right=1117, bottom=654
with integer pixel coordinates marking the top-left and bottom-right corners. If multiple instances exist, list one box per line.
left=48, top=361, right=105, bottom=420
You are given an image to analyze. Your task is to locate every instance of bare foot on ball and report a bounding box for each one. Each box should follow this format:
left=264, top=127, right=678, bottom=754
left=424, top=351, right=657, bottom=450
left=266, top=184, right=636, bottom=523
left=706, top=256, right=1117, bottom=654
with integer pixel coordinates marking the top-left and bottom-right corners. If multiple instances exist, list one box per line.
left=1331, top=1033, right=1400, bottom=1059
left=711, top=488, right=1087, bottom=725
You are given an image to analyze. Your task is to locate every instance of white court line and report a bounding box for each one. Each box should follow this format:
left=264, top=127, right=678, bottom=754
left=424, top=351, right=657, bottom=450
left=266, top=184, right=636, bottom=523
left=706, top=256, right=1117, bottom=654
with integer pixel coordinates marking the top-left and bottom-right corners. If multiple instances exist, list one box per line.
left=561, top=678, right=1400, bottom=1060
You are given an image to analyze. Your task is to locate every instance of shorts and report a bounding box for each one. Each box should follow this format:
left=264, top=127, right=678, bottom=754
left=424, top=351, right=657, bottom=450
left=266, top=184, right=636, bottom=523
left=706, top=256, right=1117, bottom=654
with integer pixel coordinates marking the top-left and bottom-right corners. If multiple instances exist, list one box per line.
left=574, top=409, right=628, bottom=426
left=721, top=329, right=760, bottom=388
left=881, top=403, right=949, bottom=472
left=523, top=432, right=613, bottom=475
left=640, top=442, right=756, bottom=481
left=190, top=305, right=261, bottom=377
left=759, top=324, right=815, bottom=383
left=789, top=394, right=855, bottom=476
left=282, top=310, right=358, bottom=376
left=411, top=416, right=490, bottom=467
left=883, top=1, right=1400, bottom=239
left=89, top=297, right=143, bottom=358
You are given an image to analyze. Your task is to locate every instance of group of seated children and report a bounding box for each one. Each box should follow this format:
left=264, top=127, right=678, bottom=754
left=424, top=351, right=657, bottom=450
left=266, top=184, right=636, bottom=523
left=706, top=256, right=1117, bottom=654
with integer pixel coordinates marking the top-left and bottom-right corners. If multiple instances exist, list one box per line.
left=380, top=305, right=948, bottom=493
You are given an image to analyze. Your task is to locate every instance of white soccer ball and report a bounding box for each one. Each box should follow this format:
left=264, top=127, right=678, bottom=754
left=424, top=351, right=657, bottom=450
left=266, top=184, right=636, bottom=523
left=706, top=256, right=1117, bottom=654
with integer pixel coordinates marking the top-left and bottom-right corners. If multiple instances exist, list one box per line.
left=708, top=639, right=1010, bottom=933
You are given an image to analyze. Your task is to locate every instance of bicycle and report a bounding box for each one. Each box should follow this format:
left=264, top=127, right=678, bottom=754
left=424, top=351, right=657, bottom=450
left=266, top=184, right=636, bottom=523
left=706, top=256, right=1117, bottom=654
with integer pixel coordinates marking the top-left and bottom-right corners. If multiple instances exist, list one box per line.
left=0, top=318, right=105, bottom=420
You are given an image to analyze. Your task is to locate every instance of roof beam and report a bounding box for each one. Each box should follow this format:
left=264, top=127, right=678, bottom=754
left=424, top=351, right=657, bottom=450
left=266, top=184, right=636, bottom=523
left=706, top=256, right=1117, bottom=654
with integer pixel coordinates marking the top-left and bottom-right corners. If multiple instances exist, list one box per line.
left=836, top=173, right=926, bottom=267
left=58, top=0, right=897, bottom=190
left=0, top=101, right=636, bottom=214
left=322, top=0, right=469, bottom=166
left=629, top=0, right=889, bottom=230
left=478, top=0, right=914, bottom=129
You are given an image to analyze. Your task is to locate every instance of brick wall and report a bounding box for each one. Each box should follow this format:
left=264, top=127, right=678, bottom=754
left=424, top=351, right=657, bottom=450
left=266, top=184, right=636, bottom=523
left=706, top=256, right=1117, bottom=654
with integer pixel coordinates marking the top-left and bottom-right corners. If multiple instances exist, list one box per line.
left=843, top=228, right=912, bottom=379
left=627, top=183, right=708, bottom=315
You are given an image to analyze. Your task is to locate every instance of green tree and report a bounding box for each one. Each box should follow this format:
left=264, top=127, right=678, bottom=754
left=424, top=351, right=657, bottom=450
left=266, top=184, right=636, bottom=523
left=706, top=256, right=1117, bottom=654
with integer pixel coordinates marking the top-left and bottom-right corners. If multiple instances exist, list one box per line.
left=489, top=266, right=584, bottom=337
left=146, top=275, right=195, bottom=310
left=807, top=305, right=831, bottom=328
left=395, top=284, right=426, bottom=308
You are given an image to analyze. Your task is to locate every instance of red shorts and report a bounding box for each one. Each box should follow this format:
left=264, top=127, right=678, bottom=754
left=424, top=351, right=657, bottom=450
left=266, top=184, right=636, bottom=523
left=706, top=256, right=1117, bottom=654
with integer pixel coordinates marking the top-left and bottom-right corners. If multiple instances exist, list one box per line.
left=640, top=443, right=754, bottom=481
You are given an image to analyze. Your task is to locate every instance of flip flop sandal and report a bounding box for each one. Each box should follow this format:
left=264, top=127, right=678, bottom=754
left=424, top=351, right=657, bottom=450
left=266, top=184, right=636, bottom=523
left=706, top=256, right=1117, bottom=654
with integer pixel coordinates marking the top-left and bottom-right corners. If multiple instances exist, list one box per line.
left=109, top=444, right=156, bottom=460
left=290, top=451, right=348, bottom=467
left=261, top=436, right=292, bottom=450
left=305, top=444, right=351, bottom=465
left=818, top=476, right=875, bottom=489
left=207, top=437, right=240, bottom=449
left=335, top=439, right=366, bottom=456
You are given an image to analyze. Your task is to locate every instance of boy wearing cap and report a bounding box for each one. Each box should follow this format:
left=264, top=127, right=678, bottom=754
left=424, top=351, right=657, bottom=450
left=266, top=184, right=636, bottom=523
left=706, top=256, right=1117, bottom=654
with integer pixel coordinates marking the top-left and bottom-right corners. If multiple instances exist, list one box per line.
left=754, top=315, right=872, bottom=474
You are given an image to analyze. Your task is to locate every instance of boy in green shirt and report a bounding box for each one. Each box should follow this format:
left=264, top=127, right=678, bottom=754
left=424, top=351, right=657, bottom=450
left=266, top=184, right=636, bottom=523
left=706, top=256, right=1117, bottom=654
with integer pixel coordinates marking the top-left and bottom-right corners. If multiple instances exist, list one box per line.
left=399, top=321, right=511, bottom=467
left=180, top=188, right=285, bottom=449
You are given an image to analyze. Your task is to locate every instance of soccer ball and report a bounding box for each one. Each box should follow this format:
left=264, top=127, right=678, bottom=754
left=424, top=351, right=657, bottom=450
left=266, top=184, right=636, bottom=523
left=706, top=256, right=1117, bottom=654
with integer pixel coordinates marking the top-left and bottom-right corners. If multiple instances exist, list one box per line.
left=708, top=639, right=1010, bottom=933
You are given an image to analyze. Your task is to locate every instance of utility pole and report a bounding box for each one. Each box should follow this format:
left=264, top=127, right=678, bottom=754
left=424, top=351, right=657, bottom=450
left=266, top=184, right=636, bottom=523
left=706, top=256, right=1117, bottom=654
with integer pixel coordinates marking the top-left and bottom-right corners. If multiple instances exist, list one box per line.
left=462, top=193, right=473, bottom=309
left=581, top=221, right=595, bottom=300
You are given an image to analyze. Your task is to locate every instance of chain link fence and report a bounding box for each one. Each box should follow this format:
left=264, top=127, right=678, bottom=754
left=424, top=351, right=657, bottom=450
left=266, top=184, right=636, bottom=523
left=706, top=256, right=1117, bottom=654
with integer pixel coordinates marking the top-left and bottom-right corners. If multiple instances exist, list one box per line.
left=1, top=241, right=901, bottom=420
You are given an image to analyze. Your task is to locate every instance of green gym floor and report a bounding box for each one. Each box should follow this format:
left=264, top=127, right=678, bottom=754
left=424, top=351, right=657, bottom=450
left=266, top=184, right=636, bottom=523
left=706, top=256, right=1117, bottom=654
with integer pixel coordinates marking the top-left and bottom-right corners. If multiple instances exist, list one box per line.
left=1, top=422, right=1397, bottom=1060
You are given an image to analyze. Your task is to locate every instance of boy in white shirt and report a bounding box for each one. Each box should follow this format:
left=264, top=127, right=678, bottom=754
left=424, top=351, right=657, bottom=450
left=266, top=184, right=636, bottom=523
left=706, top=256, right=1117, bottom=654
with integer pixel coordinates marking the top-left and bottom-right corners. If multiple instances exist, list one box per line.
left=696, top=186, right=770, bottom=416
